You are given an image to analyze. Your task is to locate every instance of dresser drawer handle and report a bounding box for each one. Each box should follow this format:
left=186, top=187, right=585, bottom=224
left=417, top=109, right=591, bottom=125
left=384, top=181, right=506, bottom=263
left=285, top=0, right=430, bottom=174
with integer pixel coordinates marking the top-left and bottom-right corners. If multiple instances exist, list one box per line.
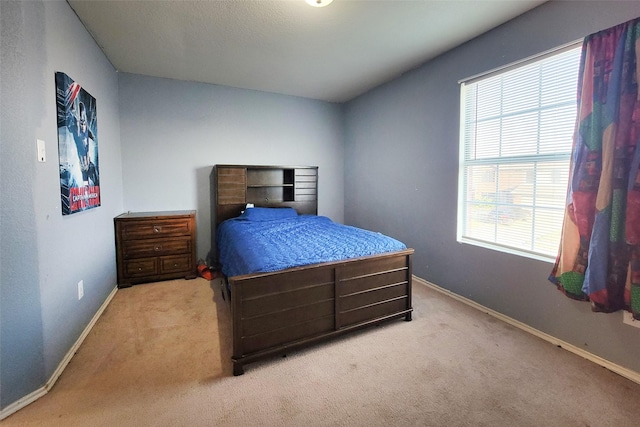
left=153, top=226, right=161, bottom=233
left=154, top=245, right=162, bottom=251
left=138, top=267, right=143, bottom=271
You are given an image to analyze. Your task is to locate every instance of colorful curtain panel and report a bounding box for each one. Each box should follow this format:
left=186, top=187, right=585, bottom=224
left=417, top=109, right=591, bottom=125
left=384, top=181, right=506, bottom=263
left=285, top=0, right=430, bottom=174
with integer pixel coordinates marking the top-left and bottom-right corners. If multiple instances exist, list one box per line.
left=549, top=17, right=640, bottom=319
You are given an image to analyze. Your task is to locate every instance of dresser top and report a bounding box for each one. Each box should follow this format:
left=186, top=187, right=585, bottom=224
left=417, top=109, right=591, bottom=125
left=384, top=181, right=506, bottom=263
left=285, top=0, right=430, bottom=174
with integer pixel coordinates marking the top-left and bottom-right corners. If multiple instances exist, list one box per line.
left=115, top=210, right=195, bottom=220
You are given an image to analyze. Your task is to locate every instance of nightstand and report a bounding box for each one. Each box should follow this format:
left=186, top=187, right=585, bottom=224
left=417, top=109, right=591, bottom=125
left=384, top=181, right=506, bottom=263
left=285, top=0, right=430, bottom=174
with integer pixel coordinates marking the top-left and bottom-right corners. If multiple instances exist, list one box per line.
left=114, top=210, right=197, bottom=288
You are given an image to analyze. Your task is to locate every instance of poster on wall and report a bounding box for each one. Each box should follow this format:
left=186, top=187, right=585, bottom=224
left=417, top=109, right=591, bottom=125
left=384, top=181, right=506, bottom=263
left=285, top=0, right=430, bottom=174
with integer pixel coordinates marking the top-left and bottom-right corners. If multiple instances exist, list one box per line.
left=55, top=72, right=100, bottom=215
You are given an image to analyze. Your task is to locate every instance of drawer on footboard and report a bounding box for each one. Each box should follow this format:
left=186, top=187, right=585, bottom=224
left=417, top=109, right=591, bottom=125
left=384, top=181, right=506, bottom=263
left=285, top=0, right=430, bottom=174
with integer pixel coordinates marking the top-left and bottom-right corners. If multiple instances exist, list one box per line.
left=339, top=298, right=409, bottom=328
left=242, top=315, right=335, bottom=354
left=336, top=253, right=411, bottom=328
left=234, top=266, right=336, bottom=355
left=340, top=282, right=409, bottom=312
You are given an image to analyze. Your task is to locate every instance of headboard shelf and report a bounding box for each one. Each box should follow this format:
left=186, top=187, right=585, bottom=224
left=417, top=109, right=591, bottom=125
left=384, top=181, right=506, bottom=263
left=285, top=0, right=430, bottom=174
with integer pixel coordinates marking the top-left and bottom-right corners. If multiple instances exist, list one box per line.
left=214, top=165, right=318, bottom=227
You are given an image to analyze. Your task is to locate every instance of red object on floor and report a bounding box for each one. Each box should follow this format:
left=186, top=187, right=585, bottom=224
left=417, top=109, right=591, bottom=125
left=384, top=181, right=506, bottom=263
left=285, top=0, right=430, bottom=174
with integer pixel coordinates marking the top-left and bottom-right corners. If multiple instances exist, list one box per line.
left=197, top=263, right=214, bottom=280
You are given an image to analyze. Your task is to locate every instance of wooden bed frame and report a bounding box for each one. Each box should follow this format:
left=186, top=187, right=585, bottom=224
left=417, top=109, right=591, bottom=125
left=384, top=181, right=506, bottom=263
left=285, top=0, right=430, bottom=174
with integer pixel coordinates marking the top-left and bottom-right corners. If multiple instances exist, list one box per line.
left=213, top=165, right=414, bottom=375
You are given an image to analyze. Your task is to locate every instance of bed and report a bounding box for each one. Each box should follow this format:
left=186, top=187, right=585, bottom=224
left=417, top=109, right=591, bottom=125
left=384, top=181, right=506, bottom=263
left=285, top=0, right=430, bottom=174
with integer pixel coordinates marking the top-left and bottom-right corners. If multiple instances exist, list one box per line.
left=213, top=165, right=414, bottom=375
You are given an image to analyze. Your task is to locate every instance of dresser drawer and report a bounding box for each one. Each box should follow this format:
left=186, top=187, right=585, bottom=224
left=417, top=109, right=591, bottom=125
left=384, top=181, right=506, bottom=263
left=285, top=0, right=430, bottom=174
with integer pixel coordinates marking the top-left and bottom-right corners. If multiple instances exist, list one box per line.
left=119, top=219, right=192, bottom=240
left=121, top=238, right=192, bottom=259
left=123, top=258, right=158, bottom=278
left=160, top=255, right=192, bottom=274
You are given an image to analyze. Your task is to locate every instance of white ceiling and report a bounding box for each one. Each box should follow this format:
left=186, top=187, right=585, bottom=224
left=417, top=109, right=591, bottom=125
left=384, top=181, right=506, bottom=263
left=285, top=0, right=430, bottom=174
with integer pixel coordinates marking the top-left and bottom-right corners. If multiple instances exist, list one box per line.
left=67, top=0, right=547, bottom=103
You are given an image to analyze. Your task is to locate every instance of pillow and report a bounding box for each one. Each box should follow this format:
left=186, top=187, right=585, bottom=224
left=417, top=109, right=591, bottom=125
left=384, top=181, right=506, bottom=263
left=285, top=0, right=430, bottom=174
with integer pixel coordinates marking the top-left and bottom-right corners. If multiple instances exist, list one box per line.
left=239, top=207, right=298, bottom=221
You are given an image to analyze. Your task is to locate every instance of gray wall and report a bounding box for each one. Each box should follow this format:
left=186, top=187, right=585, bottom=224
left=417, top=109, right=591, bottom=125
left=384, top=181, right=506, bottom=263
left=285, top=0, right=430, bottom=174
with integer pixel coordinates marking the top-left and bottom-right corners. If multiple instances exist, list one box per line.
left=118, top=73, right=345, bottom=263
left=0, top=0, right=123, bottom=408
left=344, top=1, right=640, bottom=374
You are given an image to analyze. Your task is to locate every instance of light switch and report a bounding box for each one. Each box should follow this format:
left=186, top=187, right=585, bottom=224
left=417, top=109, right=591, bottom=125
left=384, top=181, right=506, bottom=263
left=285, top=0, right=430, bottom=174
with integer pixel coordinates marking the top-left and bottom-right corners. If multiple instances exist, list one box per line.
left=37, top=139, right=46, bottom=162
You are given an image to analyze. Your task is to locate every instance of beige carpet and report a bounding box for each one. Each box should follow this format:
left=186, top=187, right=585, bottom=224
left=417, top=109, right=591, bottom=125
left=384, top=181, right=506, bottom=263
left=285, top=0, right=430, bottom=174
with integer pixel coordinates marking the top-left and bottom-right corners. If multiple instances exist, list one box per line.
left=3, top=277, right=640, bottom=426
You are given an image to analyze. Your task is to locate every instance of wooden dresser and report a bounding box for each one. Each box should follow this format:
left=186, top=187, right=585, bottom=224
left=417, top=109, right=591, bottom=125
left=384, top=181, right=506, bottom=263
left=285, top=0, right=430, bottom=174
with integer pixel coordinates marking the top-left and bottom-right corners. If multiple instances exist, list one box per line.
left=114, top=210, right=197, bottom=288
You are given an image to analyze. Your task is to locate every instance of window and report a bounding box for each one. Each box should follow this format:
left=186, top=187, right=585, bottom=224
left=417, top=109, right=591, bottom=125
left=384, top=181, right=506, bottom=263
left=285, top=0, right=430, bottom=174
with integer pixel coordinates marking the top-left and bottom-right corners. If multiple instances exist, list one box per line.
left=457, top=43, right=582, bottom=261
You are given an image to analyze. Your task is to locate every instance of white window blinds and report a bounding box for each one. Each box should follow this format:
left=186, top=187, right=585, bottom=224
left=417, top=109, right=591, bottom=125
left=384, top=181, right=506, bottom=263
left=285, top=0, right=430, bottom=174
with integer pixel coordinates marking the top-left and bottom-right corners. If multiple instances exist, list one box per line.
left=457, top=44, right=582, bottom=260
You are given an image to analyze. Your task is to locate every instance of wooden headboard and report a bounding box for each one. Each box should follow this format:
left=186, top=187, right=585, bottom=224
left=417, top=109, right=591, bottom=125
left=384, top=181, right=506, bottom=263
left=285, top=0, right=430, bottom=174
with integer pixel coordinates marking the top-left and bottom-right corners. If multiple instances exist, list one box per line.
left=213, top=165, right=318, bottom=228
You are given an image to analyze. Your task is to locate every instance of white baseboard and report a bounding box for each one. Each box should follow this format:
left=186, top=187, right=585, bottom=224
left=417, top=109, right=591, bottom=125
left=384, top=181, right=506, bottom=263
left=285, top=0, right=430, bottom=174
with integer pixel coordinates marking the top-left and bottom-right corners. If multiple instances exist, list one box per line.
left=0, top=286, right=118, bottom=421
left=413, top=275, right=640, bottom=386
left=0, top=387, right=47, bottom=422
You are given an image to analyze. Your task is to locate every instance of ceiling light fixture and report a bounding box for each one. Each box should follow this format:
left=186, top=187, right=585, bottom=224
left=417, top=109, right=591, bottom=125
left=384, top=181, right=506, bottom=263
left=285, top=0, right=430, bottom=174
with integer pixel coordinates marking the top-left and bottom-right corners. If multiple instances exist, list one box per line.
left=305, top=0, right=334, bottom=7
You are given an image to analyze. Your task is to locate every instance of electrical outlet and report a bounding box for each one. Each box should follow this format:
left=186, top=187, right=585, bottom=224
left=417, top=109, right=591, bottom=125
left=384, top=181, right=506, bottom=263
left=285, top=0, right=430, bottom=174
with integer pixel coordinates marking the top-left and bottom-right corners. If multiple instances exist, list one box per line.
left=623, top=311, right=640, bottom=328
left=78, top=280, right=84, bottom=300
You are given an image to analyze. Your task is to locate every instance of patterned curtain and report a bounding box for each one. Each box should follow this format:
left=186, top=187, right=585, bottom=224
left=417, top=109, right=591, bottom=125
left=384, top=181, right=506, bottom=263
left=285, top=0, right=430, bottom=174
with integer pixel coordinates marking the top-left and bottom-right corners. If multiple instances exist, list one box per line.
left=549, top=17, right=640, bottom=319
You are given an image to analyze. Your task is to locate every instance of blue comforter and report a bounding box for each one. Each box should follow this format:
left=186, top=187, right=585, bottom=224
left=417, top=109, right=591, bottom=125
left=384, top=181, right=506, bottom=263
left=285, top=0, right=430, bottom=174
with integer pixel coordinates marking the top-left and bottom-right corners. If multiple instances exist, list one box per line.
left=217, top=213, right=407, bottom=278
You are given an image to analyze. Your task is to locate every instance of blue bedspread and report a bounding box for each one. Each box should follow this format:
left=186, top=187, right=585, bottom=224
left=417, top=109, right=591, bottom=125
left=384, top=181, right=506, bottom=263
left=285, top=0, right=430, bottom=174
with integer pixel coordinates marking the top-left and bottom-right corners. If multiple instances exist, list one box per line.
left=217, top=214, right=407, bottom=278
